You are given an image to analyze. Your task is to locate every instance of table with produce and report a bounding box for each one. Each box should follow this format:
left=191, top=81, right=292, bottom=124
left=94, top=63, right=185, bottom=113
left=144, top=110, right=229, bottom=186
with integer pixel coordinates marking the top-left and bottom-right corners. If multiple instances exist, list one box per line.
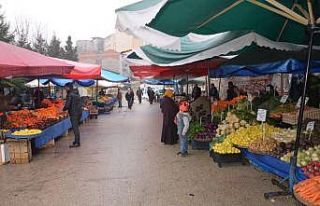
left=203, top=94, right=320, bottom=182
left=1, top=99, right=90, bottom=164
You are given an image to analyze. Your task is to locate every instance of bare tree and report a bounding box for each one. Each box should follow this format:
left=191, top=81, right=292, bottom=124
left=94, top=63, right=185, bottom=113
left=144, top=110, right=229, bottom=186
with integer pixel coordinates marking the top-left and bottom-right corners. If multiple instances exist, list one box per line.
left=32, top=24, right=48, bottom=55
left=14, top=18, right=32, bottom=50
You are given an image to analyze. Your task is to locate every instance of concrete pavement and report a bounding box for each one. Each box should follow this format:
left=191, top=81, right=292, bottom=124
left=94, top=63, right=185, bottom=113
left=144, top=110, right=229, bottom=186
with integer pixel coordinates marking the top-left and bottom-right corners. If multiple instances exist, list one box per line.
left=0, top=103, right=297, bottom=206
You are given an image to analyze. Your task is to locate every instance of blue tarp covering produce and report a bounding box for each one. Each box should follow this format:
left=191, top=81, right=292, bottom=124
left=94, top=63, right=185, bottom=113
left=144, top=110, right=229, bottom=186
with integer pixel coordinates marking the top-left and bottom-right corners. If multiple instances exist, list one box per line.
left=242, top=149, right=306, bottom=182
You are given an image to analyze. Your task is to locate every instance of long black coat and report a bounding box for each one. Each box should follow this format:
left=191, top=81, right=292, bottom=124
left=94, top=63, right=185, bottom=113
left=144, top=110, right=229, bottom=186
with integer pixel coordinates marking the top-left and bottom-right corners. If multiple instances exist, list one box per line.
left=160, top=97, right=178, bottom=144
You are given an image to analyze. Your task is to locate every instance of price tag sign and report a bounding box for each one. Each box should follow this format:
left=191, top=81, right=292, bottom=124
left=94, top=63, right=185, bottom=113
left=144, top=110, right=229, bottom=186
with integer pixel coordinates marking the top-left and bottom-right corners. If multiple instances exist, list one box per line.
left=296, top=97, right=309, bottom=108
left=257, top=109, right=267, bottom=122
left=280, top=95, right=288, bottom=104
left=306, top=121, right=315, bottom=132
left=248, top=93, right=253, bottom=102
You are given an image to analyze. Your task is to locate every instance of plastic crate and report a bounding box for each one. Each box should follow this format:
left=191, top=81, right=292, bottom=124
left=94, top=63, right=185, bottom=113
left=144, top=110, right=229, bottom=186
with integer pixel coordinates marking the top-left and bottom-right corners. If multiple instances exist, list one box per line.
left=211, top=151, right=244, bottom=168
left=191, top=139, right=210, bottom=150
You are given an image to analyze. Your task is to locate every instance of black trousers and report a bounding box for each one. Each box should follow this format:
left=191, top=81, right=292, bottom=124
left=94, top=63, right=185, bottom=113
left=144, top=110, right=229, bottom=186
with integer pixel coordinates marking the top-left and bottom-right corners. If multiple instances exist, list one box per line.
left=70, top=115, right=81, bottom=144
left=138, top=97, right=142, bottom=104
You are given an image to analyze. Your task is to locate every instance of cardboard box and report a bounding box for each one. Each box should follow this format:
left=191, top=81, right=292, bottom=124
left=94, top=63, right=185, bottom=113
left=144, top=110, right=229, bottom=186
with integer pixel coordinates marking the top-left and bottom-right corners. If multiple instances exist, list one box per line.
left=0, top=143, right=10, bottom=165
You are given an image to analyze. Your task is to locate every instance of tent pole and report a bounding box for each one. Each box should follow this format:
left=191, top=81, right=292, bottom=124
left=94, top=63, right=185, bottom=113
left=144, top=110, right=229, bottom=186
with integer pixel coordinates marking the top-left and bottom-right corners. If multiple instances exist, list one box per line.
left=289, top=25, right=317, bottom=192
left=218, top=77, right=222, bottom=98
left=37, top=78, right=40, bottom=107
left=48, top=82, right=51, bottom=97
left=207, top=68, right=211, bottom=97
left=186, top=74, right=189, bottom=97
left=96, top=80, right=98, bottom=102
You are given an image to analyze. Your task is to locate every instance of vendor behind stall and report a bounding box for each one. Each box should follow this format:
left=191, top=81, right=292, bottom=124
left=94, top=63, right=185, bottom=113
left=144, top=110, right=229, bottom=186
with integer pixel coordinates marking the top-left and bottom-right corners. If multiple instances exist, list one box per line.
left=33, top=88, right=44, bottom=109
left=99, top=88, right=106, bottom=96
left=226, top=81, right=238, bottom=101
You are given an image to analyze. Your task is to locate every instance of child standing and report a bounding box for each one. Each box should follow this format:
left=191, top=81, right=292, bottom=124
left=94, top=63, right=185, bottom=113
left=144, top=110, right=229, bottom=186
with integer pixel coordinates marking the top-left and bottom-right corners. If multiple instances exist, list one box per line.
left=175, top=100, right=191, bottom=157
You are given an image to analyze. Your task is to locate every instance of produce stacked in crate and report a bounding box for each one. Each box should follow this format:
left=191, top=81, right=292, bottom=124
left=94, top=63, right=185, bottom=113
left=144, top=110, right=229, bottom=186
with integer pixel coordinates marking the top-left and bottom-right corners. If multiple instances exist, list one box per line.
left=282, top=107, right=320, bottom=125
left=188, top=122, right=218, bottom=150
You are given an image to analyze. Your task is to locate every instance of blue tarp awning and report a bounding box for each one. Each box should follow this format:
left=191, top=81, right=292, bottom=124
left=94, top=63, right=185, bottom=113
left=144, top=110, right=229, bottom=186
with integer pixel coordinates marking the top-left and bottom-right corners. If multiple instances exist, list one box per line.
left=210, top=59, right=320, bottom=78
left=143, top=79, right=176, bottom=85
left=101, top=69, right=129, bottom=82
left=42, top=78, right=95, bottom=87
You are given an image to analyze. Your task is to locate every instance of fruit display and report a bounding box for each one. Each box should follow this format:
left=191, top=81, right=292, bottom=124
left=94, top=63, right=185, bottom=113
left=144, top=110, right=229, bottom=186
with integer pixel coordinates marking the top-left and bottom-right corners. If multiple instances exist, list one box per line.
left=294, top=176, right=320, bottom=206
left=249, top=137, right=278, bottom=154
left=281, top=145, right=320, bottom=167
left=4, top=105, right=68, bottom=129
left=229, top=124, right=281, bottom=148
left=213, top=140, right=241, bottom=154
left=302, top=161, right=320, bottom=178
left=213, top=124, right=281, bottom=154
left=98, top=96, right=111, bottom=104
left=41, top=99, right=64, bottom=110
left=211, top=96, right=247, bottom=112
left=216, top=112, right=249, bottom=137
left=12, top=129, right=42, bottom=136
left=272, top=128, right=296, bottom=143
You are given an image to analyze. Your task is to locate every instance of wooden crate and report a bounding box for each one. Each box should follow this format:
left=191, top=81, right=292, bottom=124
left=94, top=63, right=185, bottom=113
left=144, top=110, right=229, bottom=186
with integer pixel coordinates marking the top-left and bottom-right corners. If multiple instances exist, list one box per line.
left=7, top=139, right=32, bottom=164
left=282, top=107, right=320, bottom=125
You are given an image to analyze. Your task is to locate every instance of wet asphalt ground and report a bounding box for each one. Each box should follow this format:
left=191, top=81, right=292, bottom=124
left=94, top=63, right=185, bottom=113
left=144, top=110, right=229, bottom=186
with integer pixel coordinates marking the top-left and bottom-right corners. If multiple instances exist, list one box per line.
left=0, top=102, right=298, bottom=206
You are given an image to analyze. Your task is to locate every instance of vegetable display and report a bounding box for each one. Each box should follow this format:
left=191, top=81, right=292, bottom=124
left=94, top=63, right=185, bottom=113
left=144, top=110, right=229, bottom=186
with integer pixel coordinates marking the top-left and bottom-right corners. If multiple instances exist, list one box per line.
left=294, top=176, right=320, bottom=205
left=280, top=145, right=320, bottom=167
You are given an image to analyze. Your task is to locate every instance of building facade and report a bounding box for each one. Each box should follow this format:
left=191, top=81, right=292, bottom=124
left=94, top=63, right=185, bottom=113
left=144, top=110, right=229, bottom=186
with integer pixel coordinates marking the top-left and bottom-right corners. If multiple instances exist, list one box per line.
left=76, top=32, right=142, bottom=73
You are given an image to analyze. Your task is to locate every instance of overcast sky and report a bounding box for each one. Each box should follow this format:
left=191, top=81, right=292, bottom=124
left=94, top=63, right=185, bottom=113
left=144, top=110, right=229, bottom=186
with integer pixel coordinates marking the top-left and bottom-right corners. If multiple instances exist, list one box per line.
left=0, top=0, right=138, bottom=42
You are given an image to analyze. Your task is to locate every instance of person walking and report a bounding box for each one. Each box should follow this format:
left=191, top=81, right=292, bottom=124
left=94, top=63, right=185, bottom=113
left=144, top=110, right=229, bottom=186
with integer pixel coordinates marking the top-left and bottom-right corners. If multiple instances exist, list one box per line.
left=125, top=88, right=134, bottom=110
left=191, top=84, right=201, bottom=100
left=63, top=83, right=83, bottom=148
left=117, top=88, right=123, bottom=108
left=160, top=89, right=179, bottom=145
left=147, top=87, right=155, bottom=104
left=136, top=88, right=143, bottom=104
left=175, top=100, right=191, bottom=157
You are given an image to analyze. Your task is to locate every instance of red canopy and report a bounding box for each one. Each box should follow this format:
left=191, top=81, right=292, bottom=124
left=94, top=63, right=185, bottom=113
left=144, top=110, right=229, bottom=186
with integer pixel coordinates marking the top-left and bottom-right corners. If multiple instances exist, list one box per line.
left=0, top=41, right=74, bottom=78
left=56, top=59, right=102, bottom=80
left=130, top=58, right=226, bottom=79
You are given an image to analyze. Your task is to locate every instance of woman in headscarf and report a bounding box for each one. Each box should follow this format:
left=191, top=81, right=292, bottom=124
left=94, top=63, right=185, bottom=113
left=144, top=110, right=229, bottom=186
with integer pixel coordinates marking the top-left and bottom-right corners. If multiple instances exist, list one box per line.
left=160, top=90, right=179, bottom=145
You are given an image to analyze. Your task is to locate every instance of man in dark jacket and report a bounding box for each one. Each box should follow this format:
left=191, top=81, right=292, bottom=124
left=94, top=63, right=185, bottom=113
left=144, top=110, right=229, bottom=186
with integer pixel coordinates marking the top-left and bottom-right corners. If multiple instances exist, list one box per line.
left=192, top=84, right=201, bottom=100
left=209, top=83, right=219, bottom=101
left=147, top=87, right=155, bottom=104
left=63, top=83, right=83, bottom=148
left=136, top=88, right=143, bottom=104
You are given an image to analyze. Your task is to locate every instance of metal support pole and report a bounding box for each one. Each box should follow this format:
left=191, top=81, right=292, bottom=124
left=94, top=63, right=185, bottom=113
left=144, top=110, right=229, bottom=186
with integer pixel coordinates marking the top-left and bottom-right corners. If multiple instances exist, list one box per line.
left=289, top=25, right=318, bottom=192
